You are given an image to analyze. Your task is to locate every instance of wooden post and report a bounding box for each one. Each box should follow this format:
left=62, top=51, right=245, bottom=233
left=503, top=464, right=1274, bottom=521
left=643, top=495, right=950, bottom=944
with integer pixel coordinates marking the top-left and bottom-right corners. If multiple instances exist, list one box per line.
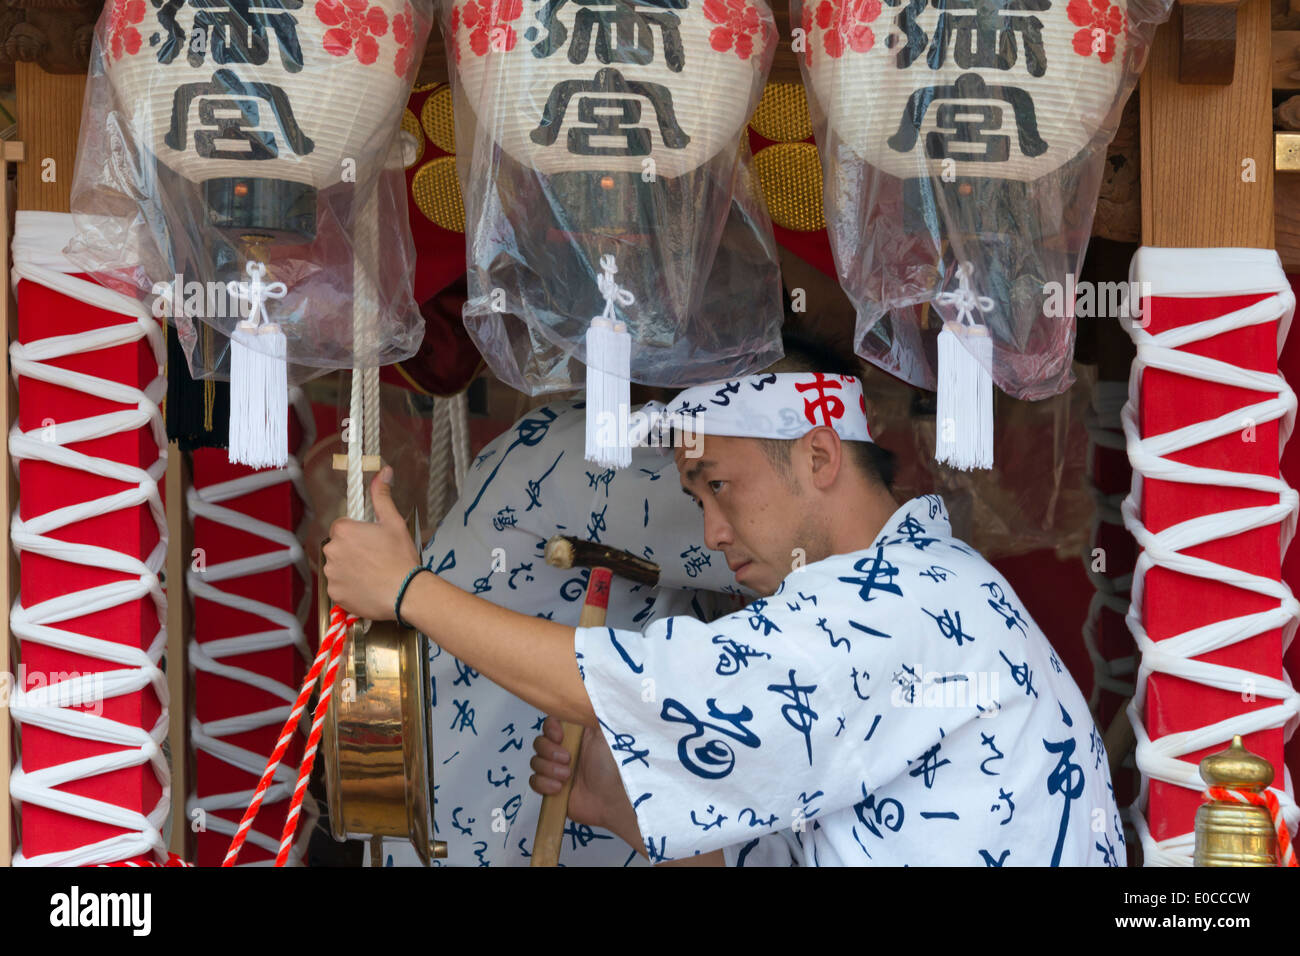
left=1134, top=0, right=1286, bottom=856
left=1141, top=0, right=1274, bottom=248
left=14, top=65, right=82, bottom=214
left=1, top=138, right=27, bottom=869
left=5, top=57, right=78, bottom=868
left=10, top=62, right=166, bottom=865
left=165, top=447, right=191, bottom=858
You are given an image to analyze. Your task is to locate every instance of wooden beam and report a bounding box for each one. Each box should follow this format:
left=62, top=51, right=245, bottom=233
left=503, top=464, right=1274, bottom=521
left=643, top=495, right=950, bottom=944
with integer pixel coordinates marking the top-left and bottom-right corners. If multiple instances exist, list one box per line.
left=1, top=138, right=25, bottom=870
left=331, top=453, right=383, bottom=472
left=164, top=447, right=191, bottom=859
left=14, top=63, right=84, bottom=213
left=1141, top=0, right=1275, bottom=246
left=1274, top=30, right=1300, bottom=89
left=1277, top=174, right=1300, bottom=271
left=1178, top=0, right=1243, bottom=86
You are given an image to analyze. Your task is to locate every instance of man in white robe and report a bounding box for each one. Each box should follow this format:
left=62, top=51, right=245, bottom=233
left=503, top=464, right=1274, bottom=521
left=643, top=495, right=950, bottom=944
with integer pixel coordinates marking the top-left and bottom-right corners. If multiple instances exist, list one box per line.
left=324, top=360, right=1121, bottom=866
left=377, top=398, right=740, bottom=866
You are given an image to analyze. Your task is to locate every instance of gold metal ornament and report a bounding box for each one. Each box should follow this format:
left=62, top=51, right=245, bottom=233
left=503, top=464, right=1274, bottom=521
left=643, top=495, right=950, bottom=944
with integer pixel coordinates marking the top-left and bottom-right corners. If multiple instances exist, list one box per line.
left=318, top=534, right=445, bottom=865
left=412, top=156, right=466, bottom=233
left=1193, top=735, right=1278, bottom=867
left=420, top=84, right=457, bottom=155
left=754, top=142, right=826, bottom=232
left=749, top=81, right=813, bottom=144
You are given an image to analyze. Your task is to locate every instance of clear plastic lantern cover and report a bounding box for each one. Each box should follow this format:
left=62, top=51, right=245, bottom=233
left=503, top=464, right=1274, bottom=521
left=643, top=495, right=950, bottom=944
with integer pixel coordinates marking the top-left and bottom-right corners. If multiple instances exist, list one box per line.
left=67, top=0, right=436, bottom=384
left=796, top=0, right=1173, bottom=400
left=442, top=0, right=785, bottom=394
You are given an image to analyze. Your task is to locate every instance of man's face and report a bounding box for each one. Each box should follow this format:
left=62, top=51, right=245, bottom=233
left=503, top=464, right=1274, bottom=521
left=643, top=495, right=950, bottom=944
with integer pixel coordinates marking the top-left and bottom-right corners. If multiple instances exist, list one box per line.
left=675, top=434, right=816, bottom=597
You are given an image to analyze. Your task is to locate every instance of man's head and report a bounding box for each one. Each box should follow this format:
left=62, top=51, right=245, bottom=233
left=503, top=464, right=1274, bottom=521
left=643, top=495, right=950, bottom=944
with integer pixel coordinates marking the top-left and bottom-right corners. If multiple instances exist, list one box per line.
left=673, top=333, right=899, bottom=597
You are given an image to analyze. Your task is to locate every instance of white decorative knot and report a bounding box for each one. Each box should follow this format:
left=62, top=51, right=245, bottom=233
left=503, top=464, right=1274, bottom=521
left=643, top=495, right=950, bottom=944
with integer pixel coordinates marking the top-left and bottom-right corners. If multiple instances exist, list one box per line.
left=596, top=254, right=634, bottom=323
left=936, top=261, right=994, bottom=328
left=226, top=261, right=287, bottom=328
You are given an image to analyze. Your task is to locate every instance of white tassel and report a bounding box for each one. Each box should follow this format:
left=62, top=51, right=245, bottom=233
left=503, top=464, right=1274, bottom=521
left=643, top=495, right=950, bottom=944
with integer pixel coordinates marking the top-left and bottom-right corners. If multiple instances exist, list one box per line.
left=228, top=320, right=289, bottom=469
left=935, top=321, right=993, bottom=470
left=585, top=318, right=631, bottom=468
left=584, top=255, right=634, bottom=469
left=226, top=261, right=289, bottom=469
left=933, top=262, right=996, bottom=470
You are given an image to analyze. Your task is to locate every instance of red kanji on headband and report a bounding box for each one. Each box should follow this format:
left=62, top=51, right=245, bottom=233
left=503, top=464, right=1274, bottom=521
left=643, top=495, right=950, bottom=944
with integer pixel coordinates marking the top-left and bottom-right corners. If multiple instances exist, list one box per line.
left=795, top=373, right=846, bottom=427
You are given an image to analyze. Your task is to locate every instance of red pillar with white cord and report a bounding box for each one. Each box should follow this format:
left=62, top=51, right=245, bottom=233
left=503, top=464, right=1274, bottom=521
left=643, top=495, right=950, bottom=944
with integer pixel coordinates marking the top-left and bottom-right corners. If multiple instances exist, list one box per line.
left=1123, top=248, right=1299, bottom=863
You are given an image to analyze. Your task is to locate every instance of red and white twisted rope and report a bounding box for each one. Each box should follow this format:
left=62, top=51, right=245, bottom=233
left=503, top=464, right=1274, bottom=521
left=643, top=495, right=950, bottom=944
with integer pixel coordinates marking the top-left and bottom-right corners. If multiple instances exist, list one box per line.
left=274, top=605, right=352, bottom=865
left=1203, top=785, right=1298, bottom=867
left=99, top=852, right=193, bottom=867
left=222, top=605, right=352, bottom=866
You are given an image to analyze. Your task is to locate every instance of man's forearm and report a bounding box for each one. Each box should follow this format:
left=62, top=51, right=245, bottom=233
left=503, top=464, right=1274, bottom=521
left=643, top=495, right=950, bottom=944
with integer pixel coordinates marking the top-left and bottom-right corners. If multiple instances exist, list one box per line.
left=400, top=571, right=598, bottom=727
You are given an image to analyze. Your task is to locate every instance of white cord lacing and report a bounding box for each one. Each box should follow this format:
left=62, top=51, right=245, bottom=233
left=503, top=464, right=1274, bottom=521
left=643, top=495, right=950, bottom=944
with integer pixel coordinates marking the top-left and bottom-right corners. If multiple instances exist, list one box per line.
left=6, top=214, right=170, bottom=865
left=184, top=388, right=317, bottom=865
left=1122, top=264, right=1300, bottom=866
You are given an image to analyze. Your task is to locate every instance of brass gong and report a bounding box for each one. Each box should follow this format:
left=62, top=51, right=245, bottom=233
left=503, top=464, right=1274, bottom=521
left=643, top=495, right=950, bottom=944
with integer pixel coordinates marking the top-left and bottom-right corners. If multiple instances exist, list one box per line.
left=318, top=543, right=445, bottom=865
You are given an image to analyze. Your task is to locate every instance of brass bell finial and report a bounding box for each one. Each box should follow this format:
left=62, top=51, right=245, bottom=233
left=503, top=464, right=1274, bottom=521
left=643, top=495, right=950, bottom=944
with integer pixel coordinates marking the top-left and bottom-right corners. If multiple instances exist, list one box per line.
left=1193, top=735, right=1278, bottom=867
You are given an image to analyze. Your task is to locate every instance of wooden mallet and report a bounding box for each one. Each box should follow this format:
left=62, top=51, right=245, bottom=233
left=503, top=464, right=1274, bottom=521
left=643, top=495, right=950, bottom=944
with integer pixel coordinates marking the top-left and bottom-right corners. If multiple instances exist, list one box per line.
left=529, top=536, right=661, bottom=867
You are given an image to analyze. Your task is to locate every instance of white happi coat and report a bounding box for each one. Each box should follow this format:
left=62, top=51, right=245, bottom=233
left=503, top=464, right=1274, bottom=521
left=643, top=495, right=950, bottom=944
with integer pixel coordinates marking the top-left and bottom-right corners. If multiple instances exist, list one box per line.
left=377, top=399, right=740, bottom=867
left=577, top=494, right=1125, bottom=866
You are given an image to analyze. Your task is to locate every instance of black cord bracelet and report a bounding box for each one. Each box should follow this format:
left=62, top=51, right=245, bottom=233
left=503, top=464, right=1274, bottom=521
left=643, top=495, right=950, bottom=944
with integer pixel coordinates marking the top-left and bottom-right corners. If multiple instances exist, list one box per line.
left=394, top=566, right=432, bottom=629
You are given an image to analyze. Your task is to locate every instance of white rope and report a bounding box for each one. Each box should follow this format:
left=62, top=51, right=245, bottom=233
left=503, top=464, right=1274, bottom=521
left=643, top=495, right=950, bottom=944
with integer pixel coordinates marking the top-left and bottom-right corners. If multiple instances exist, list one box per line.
left=347, top=184, right=379, bottom=526
left=448, top=388, right=470, bottom=497
left=596, top=254, right=634, bottom=322
left=184, top=388, right=318, bottom=865
left=426, top=397, right=451, bottom=526
left=225, top=262, right=286, bottom=331
left=1122, top=256, right=1300, bottom=866
left=935, top=261, right=995, bottom=329
left=1082, top=380, right=1136, bottom=711
left=7, top=216, right=171, bottom=866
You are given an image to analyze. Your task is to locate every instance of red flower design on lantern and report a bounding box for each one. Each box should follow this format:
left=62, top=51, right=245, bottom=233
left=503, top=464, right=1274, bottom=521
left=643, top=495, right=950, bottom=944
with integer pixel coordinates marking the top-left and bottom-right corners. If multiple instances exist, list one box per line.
left=457, top=0, right=523, bottom=58
left=316, top=0, right=390, bottom=65
left=814, top=0, right=881, bottom=59
left=106, top=0, right=146, bottom=60
left=1067, top=0, right=1124, bottom=64
left=393, top=3, right=419, bottom=77
left=703, top=0, right=769, bottom=60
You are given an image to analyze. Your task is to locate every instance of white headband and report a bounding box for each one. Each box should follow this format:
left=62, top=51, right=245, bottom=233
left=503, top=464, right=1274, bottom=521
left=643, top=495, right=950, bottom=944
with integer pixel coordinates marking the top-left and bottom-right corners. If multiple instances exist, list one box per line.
left=633, top=372, right=874, bottom=445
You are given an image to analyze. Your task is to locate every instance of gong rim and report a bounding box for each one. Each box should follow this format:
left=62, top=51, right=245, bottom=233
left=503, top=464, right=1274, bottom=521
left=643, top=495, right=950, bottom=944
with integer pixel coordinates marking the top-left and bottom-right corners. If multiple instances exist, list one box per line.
left=319, top=545, right=436, bottom=865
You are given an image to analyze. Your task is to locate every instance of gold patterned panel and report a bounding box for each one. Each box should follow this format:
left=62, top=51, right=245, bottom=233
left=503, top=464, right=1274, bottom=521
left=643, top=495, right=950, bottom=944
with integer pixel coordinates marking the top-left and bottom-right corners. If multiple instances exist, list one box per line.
left=412, top=155, right=465, bottom=233
left=400, top=108, right=424, bottom=168
left=749, top=81, right=813, bottom=144
left=754, top=142, right=825, bottom=232
left=420, top=85, right=456, bottom=155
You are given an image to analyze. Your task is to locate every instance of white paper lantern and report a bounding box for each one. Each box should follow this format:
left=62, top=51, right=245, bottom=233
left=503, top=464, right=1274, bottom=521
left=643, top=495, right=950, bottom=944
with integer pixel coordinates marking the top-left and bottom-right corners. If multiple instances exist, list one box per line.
left=103, top=0, right=422, bottom=193
left=448, top=0, right=774, bottom=178
left=800, top=0, right=1130, bottom=181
